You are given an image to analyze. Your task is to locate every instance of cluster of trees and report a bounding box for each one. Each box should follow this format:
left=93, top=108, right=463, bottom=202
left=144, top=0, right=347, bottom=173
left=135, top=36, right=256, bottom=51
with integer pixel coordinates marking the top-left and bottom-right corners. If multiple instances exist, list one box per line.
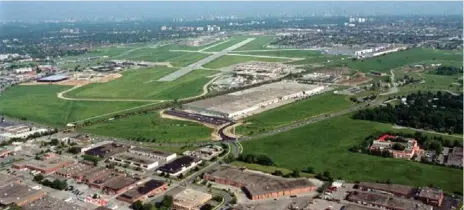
left=34, top=174, right=68, bottom=190
left=0, top=129, right=58, bottom=147
left=237, top=154, right=274, bottom=166
left=432, top=66, right=463, bottom=75
left=353, top=91, right=463, bottom=134
left=132, top=195, right=173, bottom=210
left=82, top=154, right=102, bottom=166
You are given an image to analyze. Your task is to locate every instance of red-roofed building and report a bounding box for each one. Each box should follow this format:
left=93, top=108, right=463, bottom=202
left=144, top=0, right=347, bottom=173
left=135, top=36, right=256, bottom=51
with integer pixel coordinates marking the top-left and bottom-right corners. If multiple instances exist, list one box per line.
left=370, top=134, right=424, bottom=159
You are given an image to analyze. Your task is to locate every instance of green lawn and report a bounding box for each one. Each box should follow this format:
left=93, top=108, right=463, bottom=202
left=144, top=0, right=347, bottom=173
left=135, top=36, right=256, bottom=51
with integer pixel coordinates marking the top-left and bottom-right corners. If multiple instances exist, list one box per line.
left=203, top=37, right=249, bottom=52
left=241, top=114, right=463, bottom=194
left=393, top=73, right=463, bottom=96
left=0, top=85, right=148, bottom=126
left=234, top=50, right=321, bottom=58
left=233, top=36, right=275, bottom=51
left=203, top=55, right=289, bottom=69
left=118, top=46, right=209, bottom=67
left=287, top=55, right=347, bottom=65
left=80, top=113, right=211, bottom=143
left=339, top=48, right=463, bottom=73
left=237, top=93, right=354, bottom=135
left=231, top=161, right=314, bottom=178
left=66, top=67, right=216, bottom=100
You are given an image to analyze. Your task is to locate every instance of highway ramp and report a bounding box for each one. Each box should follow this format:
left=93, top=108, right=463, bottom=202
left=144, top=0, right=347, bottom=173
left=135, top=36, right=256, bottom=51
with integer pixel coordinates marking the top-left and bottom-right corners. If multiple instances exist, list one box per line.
left=157, top=38, right=255, bottom=82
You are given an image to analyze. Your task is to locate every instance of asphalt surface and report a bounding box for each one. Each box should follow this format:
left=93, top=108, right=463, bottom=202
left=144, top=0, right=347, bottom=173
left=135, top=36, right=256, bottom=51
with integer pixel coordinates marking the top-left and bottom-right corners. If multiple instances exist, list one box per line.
left=164, top=109, right=231, bottom=126
left=157, top=38, right=255, bottom=81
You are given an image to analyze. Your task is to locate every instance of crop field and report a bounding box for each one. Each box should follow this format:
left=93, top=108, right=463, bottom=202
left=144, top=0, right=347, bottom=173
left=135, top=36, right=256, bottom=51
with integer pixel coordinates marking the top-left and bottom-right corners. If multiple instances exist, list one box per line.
left=66, top=67, right=217, bottom=100
left=80, top=112, right=211, bottom=143
left=241, top=114, right=463, bottom=194
left=237, top=93, right=353, bottom=135
left=203, top=55, right=290, bottom=69
left=234, top=50, right=322, bottom=58
left=233, top=36, right=275, bottom=51
left=0, top=85, right=148, bottom=126
left=203, top=36, right=248, bottom=52
left=340, top=48, right=463, bottom=73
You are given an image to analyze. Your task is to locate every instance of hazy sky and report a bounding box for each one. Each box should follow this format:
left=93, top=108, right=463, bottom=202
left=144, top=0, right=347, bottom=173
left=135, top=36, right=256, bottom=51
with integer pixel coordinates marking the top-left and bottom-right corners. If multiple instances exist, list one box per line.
left=1, top=1, right=462, bottom=21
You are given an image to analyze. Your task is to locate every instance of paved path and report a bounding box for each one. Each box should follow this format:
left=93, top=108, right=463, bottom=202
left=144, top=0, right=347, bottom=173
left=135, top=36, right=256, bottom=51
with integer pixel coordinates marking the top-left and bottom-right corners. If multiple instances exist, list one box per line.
left=158, top=38, right=256, bottom=82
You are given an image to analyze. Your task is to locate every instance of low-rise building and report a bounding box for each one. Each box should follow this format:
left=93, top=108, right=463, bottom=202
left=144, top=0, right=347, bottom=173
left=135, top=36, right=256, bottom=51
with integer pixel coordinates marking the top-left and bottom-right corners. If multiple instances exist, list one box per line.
left=416, top=187, right=444, bottom=207
left=0, top=183, right=46, bottom=207
left=84, top=142, right=129, bottom=158
left=55, top=162, right=94, bottom=178
left=356, top=182, right=417, bottom=198
left=12, top=155, right=75, bottom=174
left=23, top=195, right=86, bottom=210
left=128, top=147, right=177, bottom=162
left=157, top=156, right=201, bottom=177
left=369, top=134, right=424, bottom=159
left=172, top=188, right=212, bottom=210
left=183, top=145, right=223, bottom=161
left=108, top=152, right=159, bottom=170
left=446, top=147, right=463, bottom=167
left=346, top=191, right=432, bottom=210
left=117, top=179, right=167, bottom=203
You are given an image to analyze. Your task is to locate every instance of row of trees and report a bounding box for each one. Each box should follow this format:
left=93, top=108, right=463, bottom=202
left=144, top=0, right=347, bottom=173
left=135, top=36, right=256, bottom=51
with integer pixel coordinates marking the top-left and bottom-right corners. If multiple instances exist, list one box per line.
left=237, top=154, right=274, bottom=166
left=33, top=174, right=68, bottom=190
left=432, top=66, right=463, bottom=75
left=353, top=91, right=463, bottom=134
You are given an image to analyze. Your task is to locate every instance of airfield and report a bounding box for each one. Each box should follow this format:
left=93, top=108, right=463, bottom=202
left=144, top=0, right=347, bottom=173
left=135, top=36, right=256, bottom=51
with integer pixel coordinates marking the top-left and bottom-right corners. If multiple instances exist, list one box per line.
left=1, top=35, right=463, bottom=193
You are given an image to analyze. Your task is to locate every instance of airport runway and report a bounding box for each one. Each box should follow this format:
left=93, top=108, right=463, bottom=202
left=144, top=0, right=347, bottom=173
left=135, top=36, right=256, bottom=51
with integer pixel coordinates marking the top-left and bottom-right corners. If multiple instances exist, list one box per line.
left=157, top=38, right=256, bottom=81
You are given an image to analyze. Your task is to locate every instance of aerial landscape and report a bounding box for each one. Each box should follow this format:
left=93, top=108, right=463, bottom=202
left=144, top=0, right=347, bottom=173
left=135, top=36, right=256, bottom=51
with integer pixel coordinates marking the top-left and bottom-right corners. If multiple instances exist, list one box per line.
left=0, top=1, right=462, bottom=210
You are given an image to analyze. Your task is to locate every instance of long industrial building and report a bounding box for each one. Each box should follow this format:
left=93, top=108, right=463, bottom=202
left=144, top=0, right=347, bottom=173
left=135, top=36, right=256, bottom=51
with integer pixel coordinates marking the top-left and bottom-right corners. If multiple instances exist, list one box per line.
left=184, top=81, right=325, bottom=119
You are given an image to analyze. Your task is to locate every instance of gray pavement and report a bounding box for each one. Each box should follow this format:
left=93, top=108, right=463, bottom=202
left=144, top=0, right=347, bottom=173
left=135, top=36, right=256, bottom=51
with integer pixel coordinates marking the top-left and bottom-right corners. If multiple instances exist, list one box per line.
left=157, top=38, right=255, bottom=81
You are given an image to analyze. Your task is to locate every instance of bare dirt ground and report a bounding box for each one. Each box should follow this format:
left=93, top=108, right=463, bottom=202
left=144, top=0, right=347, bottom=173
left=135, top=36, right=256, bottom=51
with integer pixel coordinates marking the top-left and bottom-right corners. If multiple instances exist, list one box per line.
left=314, top=66, right=351, bottom=75
left=338, top=72, right=372, bottom=86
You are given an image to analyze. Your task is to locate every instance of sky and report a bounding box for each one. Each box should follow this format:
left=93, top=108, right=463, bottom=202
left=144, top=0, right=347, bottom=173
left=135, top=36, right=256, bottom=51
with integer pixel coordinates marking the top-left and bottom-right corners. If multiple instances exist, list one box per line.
left=0, top=1, right=462, bottom=21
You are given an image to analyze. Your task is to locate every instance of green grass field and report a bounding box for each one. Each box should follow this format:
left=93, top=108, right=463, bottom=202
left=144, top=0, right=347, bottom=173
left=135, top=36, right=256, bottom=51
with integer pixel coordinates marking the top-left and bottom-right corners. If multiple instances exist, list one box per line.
left=234, top=50, right=321, bottom=58
left=340, top=48, right=463, bottom=73
left=203, top=55, right=289, bottom=69
left=398, top=73, right=463, bottom=94
left=118, top=46, right=209, bottom=67
left=80, top=113, right=211, bottom=143
left=231, top=161, right=314, bottom=178
left=203, top=37, right=248, bottom=52
left=233, top=36, right=275, bottom=51
left=66, top=67, right=217, bottom=100
left=0, top=85, right=148, bottom=126
left=241, top=114, right=463, bottom=194
left=237, top=93, right=354, bottom=135
left=287, top=55, right=347, bottom=65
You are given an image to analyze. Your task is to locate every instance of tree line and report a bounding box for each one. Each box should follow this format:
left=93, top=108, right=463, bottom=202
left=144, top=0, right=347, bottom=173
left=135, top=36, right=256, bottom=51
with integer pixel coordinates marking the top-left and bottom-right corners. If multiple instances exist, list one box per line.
left=431, top=65, right=463, bottom=75
left=353, top=91, right=463, bottom=134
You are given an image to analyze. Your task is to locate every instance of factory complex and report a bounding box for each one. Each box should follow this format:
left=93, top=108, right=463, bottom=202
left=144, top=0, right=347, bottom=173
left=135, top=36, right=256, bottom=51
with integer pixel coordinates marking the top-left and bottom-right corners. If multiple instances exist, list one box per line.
left=185, top=81, right=325, bottom=119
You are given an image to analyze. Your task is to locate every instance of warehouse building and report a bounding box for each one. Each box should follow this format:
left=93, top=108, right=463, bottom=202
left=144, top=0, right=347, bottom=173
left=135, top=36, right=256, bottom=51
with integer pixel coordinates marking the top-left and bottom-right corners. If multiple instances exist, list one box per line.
left=0, top=183, right=46, bottom=207
left=416, top=187, right=444, bottom=207
left=12, top=155, right=74, bottom=174
left=37, top=75, right=69, bottom=83
left=184, top=81, right=325, bottom=119
left=84, top=142, right=129, bottom=158
left=172, top=188, right=212, bottom=210
left=109, top=152, right=159, bottom=170
left=117, top=179, right=167, bottom=203
left=204, top=165, right=316, bottom=200
left=346, top=191, right=432, bottom=210
left=156, top=156, right=201, bottom=177
left=23, top=195, right=86, bottom=210
left=356, top=182, right=417, bottom=198
left=128, top=147, right=177, bottom=162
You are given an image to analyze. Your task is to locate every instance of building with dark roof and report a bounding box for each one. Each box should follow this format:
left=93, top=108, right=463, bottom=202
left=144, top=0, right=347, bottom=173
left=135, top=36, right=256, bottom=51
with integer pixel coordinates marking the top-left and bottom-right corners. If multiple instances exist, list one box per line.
left=84, top=143, right=129, bottom=158
left=117, top=179, right=167, bottom=203
left=204, top=165, right=316, bottom=200
left=101, top=176, right=140, bottom=195
left=12, top=156, right=74, bottom=174
left=346, top=191, right=432, bottom=210
left=356, top=182, right=417, bottom=198
left=156, top=156, right=201, bottom=176
left=37, top=75, right=69, bottom=82
left=23, top=195, right=87, bottom=210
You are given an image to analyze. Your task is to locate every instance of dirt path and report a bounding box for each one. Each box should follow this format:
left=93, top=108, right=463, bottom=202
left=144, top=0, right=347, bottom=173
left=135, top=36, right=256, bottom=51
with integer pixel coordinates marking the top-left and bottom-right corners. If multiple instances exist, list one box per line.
left=179, top=74, right=221, bottom=101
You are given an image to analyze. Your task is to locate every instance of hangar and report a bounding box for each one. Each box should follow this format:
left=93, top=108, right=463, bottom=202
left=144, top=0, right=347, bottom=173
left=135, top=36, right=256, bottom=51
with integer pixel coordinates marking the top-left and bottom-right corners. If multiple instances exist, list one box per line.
left=184, top=81, right=325, bottom=119
left=37, top=75, right=69, bottom=83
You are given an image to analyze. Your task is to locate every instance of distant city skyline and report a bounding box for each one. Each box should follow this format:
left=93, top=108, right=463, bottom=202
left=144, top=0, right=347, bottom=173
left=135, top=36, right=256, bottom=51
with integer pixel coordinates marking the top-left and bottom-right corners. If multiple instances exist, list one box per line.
left=0, top=1, right=463, bottom=21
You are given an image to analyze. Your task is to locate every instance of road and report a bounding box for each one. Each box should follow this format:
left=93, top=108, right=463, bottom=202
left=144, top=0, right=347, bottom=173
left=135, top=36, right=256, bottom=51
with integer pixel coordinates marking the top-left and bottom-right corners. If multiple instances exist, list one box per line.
left=379, top=69, right=398, bottom=96
left=157, top=38, right=256, bottom=81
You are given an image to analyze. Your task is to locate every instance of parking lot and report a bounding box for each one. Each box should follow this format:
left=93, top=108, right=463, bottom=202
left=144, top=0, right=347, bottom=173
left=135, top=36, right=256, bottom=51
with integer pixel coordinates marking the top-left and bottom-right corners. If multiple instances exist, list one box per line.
left=164, top=109, right=231, bottom=126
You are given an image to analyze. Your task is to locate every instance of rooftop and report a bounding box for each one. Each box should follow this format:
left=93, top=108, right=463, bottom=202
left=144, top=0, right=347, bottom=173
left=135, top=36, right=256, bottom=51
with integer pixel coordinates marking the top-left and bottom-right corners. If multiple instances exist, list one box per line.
left=358, top=182, right=416, bottom=196
left=157, top=156, right=199, bottom=174
left=118, top=179, right=166, bottom=200
left=173, top=188, right=212, bottom=209
left=13, top=157, right=75, bottom=173
left=112, top=152, right=158, bottom=165
left=0, top=174, right=20, bottom=187
left=418, top=187, right=443, bottom=200
left=23, top=196, right=86, bottom=210
left=186, top=81, right=323, bottom=115
left=206, top=165, right=315, bottom=196
left=130, top=147, right=175, bottom=157
left=341, top=204, right=378, bottom=210
left=102, top=176, right=139, bottom=191
left=0, top=183, right=45, bottom=206
left=347, top=191, right=431, bottom=210
left=85, top=143, right=129, bottom=158
left=37, top=75, right=68, bottom=81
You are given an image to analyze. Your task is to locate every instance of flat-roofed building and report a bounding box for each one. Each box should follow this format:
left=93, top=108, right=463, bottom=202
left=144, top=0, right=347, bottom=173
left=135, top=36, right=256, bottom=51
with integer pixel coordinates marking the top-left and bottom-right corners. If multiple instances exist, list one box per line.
left=172, top=188, right=212, bottom=210
left=157, top=156, right=201, bottom=177
left=100, top=176, right=140, bottom=195
left=0, top=174, right=20, bottom=187
left=204, top=165, right=316, bottom=200
left=117, top=179, right=167, bottom=203
left=128, top=147, right=177, bottom=162
left=0, top=183, right=46, bottom=207
left=55, top=162, right=93, bottom=178
left=184, top=81, right=325, bottom=119
left=12, top=156, right=75, bottom=174
left=356, top=182, right=417, bottom=198
left=23, top=195, right=87, bottom=210
left=346, top=191, right=432, bottom=210
left=446, top=147, right=463, bottom=167
left=108, top=152, right=159, bottom=170
left=416, top=187, right=444, bottom=207
left=85, top=143, right=129, bottom=158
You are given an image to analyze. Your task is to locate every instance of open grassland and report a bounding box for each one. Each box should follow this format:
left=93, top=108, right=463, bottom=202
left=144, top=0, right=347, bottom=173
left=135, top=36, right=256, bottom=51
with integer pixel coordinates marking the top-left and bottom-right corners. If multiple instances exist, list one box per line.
left=340, top=48, right=463, bottom=73
left=398, top=73, right=463, bottom=95
left=0, top=85, right=147, bottom=126
left=203, top=55, right=290, bottom=69
left=233, top=36, right=275, bottom=51
left=231, top=162, right=314, bottom=178
left=237, top=93, right=353, bottom=135
left=241, top=114, right=463, bottom=194
left=234, top=50, right=322, bottom=58
left=287, top=55, right=347, bottom=65
left=203, top=36, right=248, bottom=52
left=66, top=67, right=217, bottom=100
left=80, top=113, right=211, bottom=143
left=119, top=46, right=209, bottom=67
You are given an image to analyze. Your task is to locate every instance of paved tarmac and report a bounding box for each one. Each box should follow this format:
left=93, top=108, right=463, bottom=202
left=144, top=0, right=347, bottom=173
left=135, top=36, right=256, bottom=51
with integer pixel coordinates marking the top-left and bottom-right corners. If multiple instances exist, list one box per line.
left=157, top=38, right=255, bottom=81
